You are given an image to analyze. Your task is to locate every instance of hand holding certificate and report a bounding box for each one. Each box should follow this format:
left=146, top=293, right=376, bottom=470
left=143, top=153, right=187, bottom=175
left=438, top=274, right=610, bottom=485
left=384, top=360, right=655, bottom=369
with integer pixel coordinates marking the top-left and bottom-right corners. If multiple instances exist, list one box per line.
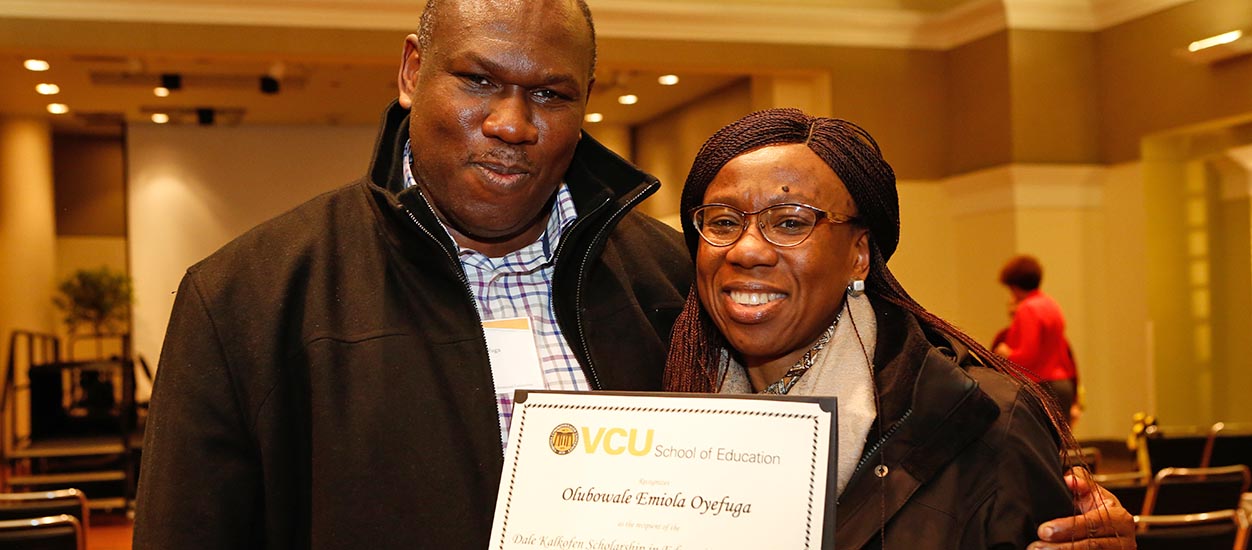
left=489, top=391, right=837, bottom=550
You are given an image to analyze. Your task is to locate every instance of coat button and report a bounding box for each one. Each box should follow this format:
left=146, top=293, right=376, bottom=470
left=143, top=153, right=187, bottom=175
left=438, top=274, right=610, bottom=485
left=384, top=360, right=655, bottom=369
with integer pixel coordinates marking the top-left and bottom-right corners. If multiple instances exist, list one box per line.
left=874, top=465, right=889, bottom=478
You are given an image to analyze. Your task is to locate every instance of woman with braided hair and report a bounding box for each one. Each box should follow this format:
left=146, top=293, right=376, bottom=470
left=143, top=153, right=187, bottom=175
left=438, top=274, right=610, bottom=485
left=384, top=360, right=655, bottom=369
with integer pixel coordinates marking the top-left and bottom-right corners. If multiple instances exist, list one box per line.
left=663, top=108, right=1134, bottom=548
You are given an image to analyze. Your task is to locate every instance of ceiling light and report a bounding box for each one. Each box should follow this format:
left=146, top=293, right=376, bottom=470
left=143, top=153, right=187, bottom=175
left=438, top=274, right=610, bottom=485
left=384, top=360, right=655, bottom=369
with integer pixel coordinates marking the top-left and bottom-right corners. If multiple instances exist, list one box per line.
left=154, top=86, right=170, bottom=97
left=617, top=94, right=638, bottom=105
left=1189, top=30, right=1243, bottom=52
left=657, top=75, right=679, bottom=86
left=160, top=73, right=182, bottom=91
left=1177, top=28, right=1252, bottom=64
left=584, top=113, right=604, bottom=123
left=151, top=113, right=170, bottom=124
left=24, top=59, right=50, bottom=72
left=46, top=103, right=69, bottom=115
left=35, top=83, right=60, bottom=95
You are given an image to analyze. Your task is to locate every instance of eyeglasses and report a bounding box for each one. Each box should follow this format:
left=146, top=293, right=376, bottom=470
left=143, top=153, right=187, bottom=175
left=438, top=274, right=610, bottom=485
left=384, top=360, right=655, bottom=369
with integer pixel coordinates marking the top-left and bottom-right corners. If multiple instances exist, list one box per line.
left=690, top=202, right=859, bottom=248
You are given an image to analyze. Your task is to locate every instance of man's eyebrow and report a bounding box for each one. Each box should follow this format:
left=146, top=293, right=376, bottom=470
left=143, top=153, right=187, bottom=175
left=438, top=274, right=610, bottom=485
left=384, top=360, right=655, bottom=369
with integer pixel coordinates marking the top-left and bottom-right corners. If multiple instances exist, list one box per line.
left=464, top=52, right=581, bottom=88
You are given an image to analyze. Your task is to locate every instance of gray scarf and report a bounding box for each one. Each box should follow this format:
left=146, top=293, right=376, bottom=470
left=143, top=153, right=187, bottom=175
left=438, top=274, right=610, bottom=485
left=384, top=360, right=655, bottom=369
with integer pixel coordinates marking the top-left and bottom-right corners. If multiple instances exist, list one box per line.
left=718, top=292, right=878, bottom=496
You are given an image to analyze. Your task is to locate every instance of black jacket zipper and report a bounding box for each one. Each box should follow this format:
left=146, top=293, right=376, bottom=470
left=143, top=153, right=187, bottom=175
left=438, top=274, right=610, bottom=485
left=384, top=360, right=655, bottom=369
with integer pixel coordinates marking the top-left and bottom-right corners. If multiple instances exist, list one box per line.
left=846, top=407, right=914, bottom=494
left=397, top=202, right=503, bottom=455
left=551, top=182, right=656, bottom=391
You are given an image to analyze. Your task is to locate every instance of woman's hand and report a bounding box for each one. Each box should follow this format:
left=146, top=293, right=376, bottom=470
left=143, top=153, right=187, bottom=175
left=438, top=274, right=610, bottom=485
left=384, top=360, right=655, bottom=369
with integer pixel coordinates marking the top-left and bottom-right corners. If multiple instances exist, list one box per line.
left=1027, top=467, right=1136, bottom=549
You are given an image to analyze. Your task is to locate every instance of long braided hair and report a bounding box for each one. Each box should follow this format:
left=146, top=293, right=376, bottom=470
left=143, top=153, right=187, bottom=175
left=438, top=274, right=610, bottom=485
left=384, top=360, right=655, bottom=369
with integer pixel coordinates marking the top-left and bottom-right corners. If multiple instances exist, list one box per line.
left=662, top=108, right=1079, bottom=456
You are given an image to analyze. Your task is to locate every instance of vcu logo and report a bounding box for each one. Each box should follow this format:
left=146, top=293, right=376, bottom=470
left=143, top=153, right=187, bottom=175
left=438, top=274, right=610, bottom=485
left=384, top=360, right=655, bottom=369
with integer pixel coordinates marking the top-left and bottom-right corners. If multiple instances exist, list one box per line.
left=549, top=423, right=655, bottom=457
left=581, top=427, right=654, bottom=456
left=549, top=423, right=578, bottom=455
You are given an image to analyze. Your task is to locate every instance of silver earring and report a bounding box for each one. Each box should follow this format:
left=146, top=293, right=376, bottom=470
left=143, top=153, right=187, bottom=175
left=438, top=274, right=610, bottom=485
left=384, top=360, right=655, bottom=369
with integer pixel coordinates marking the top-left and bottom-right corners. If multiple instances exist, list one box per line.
left=847, top=279, right=865, bottom=297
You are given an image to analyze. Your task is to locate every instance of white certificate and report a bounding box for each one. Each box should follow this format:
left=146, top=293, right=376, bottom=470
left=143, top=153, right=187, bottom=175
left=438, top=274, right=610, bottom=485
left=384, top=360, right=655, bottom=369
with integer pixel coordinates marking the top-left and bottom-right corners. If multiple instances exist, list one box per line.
left=489, top=390, right=838, bottom=550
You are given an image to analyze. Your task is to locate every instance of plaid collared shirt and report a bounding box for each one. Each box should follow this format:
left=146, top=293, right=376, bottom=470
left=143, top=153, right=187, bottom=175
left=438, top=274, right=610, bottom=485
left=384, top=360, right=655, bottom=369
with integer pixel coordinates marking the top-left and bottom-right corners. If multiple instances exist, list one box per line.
left=404, top=142, right=589, bottom=446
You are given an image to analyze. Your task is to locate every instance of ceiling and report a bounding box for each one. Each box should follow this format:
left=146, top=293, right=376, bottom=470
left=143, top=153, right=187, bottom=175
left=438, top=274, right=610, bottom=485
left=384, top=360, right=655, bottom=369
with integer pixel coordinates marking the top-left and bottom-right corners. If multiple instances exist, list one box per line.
left=0, top=0, right=1188, bottom=133
left=0, top=49, right=746, bottom=132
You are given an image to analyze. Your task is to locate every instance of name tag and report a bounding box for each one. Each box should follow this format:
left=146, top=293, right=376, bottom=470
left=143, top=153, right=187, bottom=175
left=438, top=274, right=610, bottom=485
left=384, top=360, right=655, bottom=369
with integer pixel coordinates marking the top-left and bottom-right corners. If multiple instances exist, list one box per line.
left=483, top=317, right=546, bottom=394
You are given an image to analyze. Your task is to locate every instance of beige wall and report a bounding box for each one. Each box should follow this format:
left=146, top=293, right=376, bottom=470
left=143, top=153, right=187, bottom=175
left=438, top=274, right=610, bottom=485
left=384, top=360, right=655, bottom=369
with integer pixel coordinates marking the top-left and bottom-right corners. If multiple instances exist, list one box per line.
left=126, top=123, right=377, bottom=372
left=752, top=73, right=833, bottom=116
left=586, top=122, right=632, bottom=161
left=1008, top=30, right=1101, bottom=164
left=891, top=180, right=959, bottom=321
left=634, top=79, right=753, bottom=225
left=1092, top=162, right=1153, bottom=434
left=945, top=32, right=1012, bottom=175
left=946, top=171, right=1020, bottom=340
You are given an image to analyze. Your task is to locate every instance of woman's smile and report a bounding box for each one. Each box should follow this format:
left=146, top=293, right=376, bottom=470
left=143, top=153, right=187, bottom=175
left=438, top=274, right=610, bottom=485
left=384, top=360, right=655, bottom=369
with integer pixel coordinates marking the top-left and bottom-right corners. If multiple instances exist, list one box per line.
left=721, top=284, right=789, bottom=324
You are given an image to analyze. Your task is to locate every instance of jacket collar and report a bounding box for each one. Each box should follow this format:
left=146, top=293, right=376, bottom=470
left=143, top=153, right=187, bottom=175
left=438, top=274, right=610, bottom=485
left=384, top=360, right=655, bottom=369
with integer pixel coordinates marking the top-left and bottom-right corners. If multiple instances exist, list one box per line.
left=363, top=100, right=659, bottom=257
left=834, top=300, right=1001, bottom=548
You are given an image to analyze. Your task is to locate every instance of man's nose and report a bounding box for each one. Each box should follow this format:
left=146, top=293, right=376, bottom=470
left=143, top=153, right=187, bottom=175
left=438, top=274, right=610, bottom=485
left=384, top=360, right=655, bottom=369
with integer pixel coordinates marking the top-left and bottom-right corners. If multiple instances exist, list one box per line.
left=483, top=90, right=538, bottom=145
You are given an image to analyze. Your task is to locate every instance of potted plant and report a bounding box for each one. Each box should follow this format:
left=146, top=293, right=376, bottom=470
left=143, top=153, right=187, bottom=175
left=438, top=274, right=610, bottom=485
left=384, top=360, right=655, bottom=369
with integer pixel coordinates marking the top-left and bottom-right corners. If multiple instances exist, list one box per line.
left=53, top=266, right=134, bottom=358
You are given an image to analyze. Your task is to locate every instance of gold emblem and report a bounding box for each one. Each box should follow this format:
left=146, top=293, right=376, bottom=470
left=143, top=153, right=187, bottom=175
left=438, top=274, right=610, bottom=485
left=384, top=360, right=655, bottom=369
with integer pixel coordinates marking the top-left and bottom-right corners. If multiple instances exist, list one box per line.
left=549, top=423, right=578, bottom=455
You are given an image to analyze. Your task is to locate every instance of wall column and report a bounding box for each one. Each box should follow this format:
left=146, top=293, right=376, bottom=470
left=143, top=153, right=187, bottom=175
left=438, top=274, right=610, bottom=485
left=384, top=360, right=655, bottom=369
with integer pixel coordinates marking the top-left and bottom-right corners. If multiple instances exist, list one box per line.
left=1210, top=148, right=1252, bottom=424
left=0, top=116, right=57, bottom=441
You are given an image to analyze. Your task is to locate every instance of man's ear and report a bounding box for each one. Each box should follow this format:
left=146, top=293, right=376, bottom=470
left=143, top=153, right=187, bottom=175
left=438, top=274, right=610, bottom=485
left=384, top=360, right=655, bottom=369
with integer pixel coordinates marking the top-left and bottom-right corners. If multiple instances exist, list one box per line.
left=397, top=34, right=421, bottom=109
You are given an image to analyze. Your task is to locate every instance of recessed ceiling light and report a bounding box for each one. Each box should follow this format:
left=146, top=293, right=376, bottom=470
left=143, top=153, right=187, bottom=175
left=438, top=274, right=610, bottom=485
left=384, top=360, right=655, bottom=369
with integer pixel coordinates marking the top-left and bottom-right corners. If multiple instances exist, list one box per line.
left=154, top=86, right=171, bottom=98
left=46, top=103, right=69, bottom=115
left=151, top=113, right=170, bottom=124
left=617, top=94, right=638, bottom=105
left=24, top=59, right=50, bottom=72
left=35, top=83, right=60, bottom=95
left=584, top=113, right=604, bottom=123
left=658, top=75, right=679, bottom=86
left=1189, top=29, right=1243, bottom=52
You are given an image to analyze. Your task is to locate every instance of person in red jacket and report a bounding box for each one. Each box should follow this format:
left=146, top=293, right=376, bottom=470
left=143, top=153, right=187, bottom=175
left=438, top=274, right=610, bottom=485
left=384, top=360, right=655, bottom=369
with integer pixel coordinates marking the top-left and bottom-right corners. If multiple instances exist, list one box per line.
left=994, top=255, right=1080, bottom=426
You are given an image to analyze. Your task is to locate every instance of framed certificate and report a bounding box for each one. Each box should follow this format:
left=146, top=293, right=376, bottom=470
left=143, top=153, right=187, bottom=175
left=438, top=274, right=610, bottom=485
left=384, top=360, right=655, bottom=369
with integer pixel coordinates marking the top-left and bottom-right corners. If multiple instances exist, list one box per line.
left=489, top=390, right=838, bottom=550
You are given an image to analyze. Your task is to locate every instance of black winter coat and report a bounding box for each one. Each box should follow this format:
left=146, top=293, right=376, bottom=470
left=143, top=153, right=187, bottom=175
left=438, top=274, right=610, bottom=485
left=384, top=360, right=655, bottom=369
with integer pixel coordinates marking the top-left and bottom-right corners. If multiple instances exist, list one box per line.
left=835, top=298, right=1075, bottom=548
left=134, top=102, right=692, bottom=549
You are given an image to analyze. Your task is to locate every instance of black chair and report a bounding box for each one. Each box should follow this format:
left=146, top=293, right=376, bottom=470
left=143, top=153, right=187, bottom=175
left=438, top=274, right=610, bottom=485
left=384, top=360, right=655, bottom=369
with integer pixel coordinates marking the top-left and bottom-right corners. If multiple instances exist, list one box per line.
left=1204, top=423, right=1252, bottom=470
left=0, top=489, right=87, bottom=550
left=1141, top=465, right=1250, bottom=516
left=1102, top=479, right=1148, bottom=517
left=1133, top=509, right=1247, bottom=550
left=1092, top=465, right=1151, bottom=517
left=0, top=515, right=82, bottom=550
left=1145, top=429, right=1209, bottom=473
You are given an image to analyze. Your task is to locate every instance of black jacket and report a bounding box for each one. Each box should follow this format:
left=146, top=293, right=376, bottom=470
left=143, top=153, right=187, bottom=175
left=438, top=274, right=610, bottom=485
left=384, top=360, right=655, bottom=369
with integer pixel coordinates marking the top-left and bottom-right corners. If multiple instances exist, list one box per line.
left=134, top=102, right=692, bottom=549
left=836, top=298, right=1074, bottom=548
